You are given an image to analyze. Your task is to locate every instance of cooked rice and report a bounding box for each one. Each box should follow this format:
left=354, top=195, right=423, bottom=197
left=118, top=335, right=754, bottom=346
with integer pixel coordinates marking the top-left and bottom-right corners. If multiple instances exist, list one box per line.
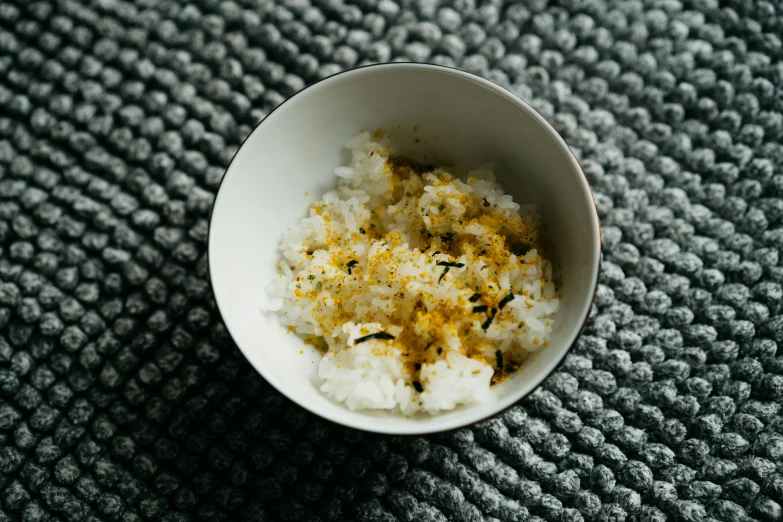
left=265, top=132, right=559, bottom=415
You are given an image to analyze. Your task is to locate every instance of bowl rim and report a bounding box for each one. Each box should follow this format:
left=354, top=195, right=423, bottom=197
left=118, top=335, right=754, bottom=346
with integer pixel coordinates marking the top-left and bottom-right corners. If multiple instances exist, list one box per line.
left=207, top=62, right=602, bottom=434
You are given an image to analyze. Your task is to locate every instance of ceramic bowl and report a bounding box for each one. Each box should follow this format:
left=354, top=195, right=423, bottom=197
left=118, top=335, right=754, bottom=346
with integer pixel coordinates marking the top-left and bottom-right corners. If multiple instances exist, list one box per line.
left=208, top=63, right=601, bottom=434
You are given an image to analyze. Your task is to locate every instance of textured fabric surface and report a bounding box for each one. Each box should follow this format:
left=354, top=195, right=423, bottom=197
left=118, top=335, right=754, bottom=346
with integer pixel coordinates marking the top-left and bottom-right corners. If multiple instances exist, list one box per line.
left=1, top=0, right=783, bottom=521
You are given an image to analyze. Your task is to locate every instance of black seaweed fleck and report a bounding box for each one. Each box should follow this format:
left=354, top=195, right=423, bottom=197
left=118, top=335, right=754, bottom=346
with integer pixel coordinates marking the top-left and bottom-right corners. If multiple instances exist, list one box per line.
left=354, top=332, right=396, bottom=344
left=499, top=292, right=515, bottom=310
left=481, top=308, right=498, bottom=330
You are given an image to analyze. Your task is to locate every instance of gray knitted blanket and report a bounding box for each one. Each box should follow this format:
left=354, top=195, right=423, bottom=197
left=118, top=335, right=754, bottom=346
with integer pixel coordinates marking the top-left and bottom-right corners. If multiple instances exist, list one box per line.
left=1, top=0, right=782, bottom=521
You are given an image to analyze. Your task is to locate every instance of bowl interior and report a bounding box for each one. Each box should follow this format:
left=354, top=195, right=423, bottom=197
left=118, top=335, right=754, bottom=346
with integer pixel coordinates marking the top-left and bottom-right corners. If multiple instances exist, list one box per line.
left=209, top=64, right=600, bottom=434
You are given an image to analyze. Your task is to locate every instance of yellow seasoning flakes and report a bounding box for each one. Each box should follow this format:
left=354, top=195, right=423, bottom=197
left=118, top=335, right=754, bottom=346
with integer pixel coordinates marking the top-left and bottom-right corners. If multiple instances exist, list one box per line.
left=268, top=134, right=559, bottom=415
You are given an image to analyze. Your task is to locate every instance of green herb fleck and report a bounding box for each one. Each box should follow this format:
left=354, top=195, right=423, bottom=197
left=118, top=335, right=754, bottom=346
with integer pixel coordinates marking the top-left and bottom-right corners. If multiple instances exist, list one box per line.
left=472, top=305, right=489, bottom=313
left=436, top=261, right=465, bottom=268
left=308, top=275, right=315, bottom=281
left=412, top=381, right=423, bottom=392
left=359, top=228, right=366, bottom=234
left=469, top=293, right=482, bottom=302
left=406, top=191, right=412, bottom=197
left=438, top=267, right=450, bottom=283
left=496, top=350, right=503, bottom=370
left=315, top=281, right=323, bottom=292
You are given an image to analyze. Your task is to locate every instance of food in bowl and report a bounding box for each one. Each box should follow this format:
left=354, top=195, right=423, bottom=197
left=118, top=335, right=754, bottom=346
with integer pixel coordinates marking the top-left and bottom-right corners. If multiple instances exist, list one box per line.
left=265, top=132, right=559, bottom=415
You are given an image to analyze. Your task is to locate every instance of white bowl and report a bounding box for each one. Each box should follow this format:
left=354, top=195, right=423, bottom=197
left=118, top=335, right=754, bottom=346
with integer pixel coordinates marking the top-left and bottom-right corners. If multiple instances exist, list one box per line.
left=208, top=63, right=600, bottom=434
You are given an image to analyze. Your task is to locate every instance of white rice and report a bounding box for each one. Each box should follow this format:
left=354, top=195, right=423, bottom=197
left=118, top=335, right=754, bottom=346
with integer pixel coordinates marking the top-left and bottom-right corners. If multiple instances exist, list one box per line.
left=265, top=133, right=559, bottom=415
